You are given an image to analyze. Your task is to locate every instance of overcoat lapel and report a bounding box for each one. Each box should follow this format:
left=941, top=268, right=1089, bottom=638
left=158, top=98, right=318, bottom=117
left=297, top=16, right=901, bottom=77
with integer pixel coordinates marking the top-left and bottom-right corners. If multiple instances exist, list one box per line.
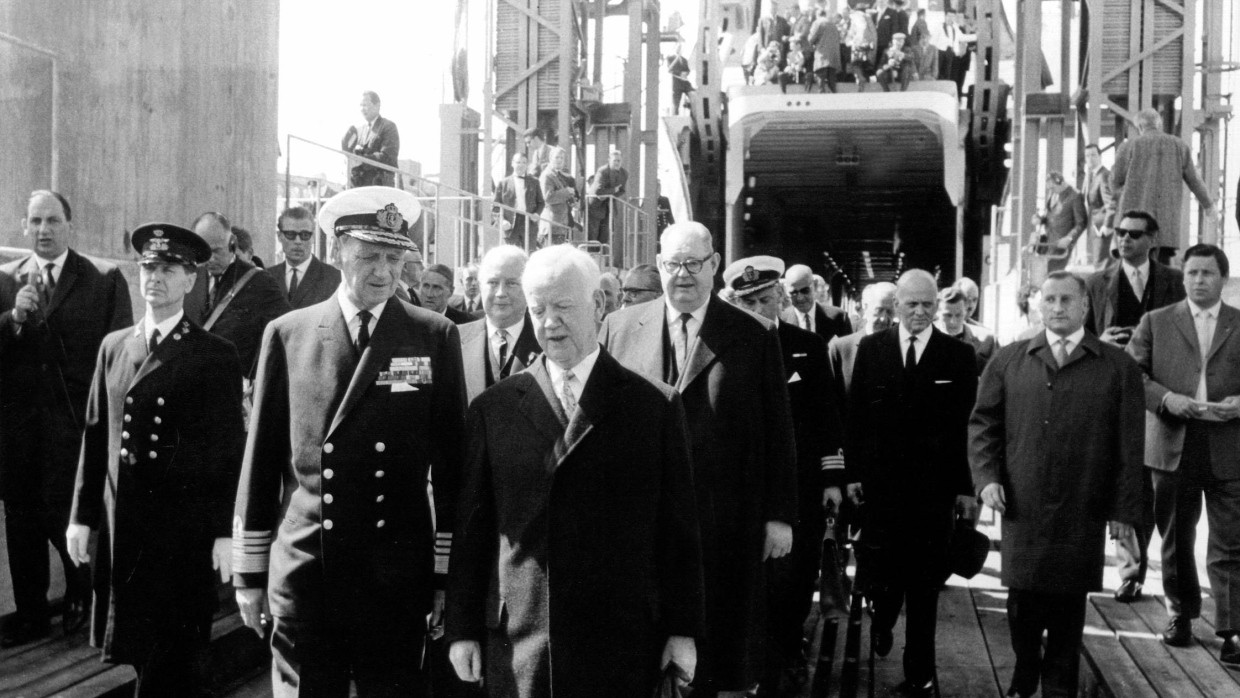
left=45, top=250, right=79, bottom=318
left=1172, top=302, right=1201, bottom=355
left=679, top=298, right=731, bottom=391
left=1207, top=306, right=1237, bottom=362
left=630, top=300, right=668, bottom=383
left=329, top=300, right=402, bottom=437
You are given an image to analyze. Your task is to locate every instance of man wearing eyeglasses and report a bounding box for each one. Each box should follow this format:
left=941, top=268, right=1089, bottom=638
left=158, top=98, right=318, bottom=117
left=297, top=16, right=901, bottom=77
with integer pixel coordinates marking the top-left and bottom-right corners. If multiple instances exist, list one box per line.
left=600, top=222, right=796, bottom=697
left=620, top=264, right=663, bottom=308
left=780, top=264, right=852, bottom=345
left=1085, top=210, right=1184, bottom=605
left=267, top=206, right=341, bottom=310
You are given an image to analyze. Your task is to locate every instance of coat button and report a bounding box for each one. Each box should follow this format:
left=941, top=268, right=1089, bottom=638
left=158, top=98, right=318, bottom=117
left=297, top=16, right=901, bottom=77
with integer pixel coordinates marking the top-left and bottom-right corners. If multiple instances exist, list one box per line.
left=120, top=448, right=129, bottom=457
left=324, top=443, right=334, bottom=454
left=126, top=397, right=134, bottom=405
left=324, top=493, right=334, bottom=504
left=375, top=442, right=385, bottom=452
left=376, top=495, right=385, bottom=503
left=324, top=469, right=334, bottom=479
left=323, top=519, right=334, bottom=530
left=150, top=434, right=158, bottom=442
left=154, top=416, right=162, bottom=425
left=122, top=431, right=129, bottom=440
left=149, top=451, right=158, bottom=459
left=156, top=397, right=165, bottom=406
left=375, top=470, right=385, bottom=478
left=124, top=414, right=132, bottom=423
left=376, top=520, right=386, bottom=528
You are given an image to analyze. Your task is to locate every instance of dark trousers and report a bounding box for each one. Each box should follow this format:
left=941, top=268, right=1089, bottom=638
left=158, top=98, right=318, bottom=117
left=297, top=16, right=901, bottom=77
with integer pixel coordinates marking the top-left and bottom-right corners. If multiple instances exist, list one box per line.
left=1152, top=422, right=1240, bottom=633
left=872, top=580, right=939, bottom=685
left=1115, top=470, right=1155, bottom=584
left=812, top=66, right=838, bottom=93
left=131, top=614, right=212, bottom=697
left=588, top=204, right=612, bottom=245
left=763, top=502, right=826, bottom=691
left=272, top=615, right=428, bottom=698
left=4, top=497, right=87, bottom=628
left=1006, top=589, right=1086, bottom=698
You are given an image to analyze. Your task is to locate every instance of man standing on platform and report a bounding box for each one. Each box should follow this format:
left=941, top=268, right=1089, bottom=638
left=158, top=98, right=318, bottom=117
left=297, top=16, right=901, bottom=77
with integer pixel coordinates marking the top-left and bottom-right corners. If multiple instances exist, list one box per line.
left=586, top=148, right=628, bottom=245
left=457, top=245, right=541, bottom=403
left=186, top=211, right=290, bottom=378
left=0, top=190, right=133, bottom=646
left=600, top=222, right=796, bottom=697
left=233, top=187, right=467, bottom=696
left=446, top=244, right=702, bottom=697
left=268, top=206, right=341, bottom=310
left=723, top=256, right=845, bottom=697
left=342, top=91, right=400, bottom=187
left=68, top=224, right=244, bottom=695
left=1084, top=210, right=1184, bottom=603
left=782, top=263, right=852, bottom=344
left=1083, top=144, right=1115, bottom=266
left=493, top=152, right=544, bottom=249
left=1126, top=244, right=1240, bottom=662
left=971, top=271, right=1145, bottom=697
left=846, top=269, right=978, bottom=697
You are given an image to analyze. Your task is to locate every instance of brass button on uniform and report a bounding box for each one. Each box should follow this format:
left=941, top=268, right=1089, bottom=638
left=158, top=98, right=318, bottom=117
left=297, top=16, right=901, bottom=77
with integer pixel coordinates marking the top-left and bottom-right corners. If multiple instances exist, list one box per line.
left=154, top=416, right=162, bottom=425
left=375, top=470, right=385, bottom=478
left=156, top=397, right=165, bottom=406
left=122, top=431, right=129, bottom=440
left=324, top=469, right=335, bottom=479
left=376, top=520, right=386, bottom=528
left=149, top=451, right=158, bottom=459
left=126, top=397, right=134, bottom=405
left=324, top=443, right=334, bottom=454
left=376, top=495, right=385, bottom=503
left=324, top=493, right=334, bottom=504
left=124, top=414, right=132, bottom=423
left=323, top=519, right=334, bottom=530
left=120, top=448, right=129, bottom=457
left=375, top=442, right=385, bottom=452
left=150, top=434, right=158, bottom=442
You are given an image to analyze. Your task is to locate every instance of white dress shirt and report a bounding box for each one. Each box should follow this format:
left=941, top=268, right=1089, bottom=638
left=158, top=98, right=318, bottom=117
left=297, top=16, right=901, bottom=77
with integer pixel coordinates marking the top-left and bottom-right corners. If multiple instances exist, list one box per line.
left=27, top=249, right=69, bottom=288
left=336, top=286, right=385, bottom=346
left=666, top=300, right=709, bottom=369
left=1044, top=326, right=1086, bottom=364
left=513, top=176, right=528, bottom=213
left=1122, top=260, right=1150, bottom=300
left=547, top=346, right=601, bottom=415
left=1188, top=299, right=1221, bottom=401
left=487, top=315, right=527, bottom=365
left=143, top=310, right=185, bottom=348
left=898, top=324, right=934, bottom=366
left=286, top=259, right=312, bottom=290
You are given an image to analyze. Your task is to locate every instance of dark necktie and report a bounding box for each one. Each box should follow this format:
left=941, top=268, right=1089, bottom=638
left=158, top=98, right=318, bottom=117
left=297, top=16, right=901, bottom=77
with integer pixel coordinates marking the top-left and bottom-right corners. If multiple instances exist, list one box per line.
left=905, top=336, right=918, bottom=370
left=356, top=310, right=372, bottom=353
left=44, top=262, right=56, bottom=300
left=288, top=268, right=300, bottom=300
left=496, top=329, right=511, bottom=378
left=149, top=329, right=161, bottom=355
left=679, top=313, right=692, bottom=373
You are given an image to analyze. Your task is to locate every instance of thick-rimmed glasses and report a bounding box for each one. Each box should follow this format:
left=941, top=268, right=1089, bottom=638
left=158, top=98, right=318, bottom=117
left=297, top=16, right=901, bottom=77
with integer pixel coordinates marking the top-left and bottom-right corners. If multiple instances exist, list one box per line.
left=659, top=256, right=711, bottom=275
left=280, top=230, right=315, bottom=241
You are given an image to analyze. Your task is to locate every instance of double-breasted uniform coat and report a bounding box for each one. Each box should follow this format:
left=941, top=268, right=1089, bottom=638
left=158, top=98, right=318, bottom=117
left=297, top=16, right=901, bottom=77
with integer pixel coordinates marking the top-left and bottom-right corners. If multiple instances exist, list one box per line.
left=70, top=316, right=245, bottom=662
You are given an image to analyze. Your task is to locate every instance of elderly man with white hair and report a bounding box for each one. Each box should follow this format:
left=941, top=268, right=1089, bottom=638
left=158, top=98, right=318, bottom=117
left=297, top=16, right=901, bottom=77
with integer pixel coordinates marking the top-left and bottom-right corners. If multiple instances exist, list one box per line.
left=601, top=222, right=796, bottom=697
left=828, top=281, right=897, bottom=411
left=845, top=269, right=979, bottom=697
left=456, top=245, right=542, bottom=403
left=446, top=244, right=703, bottom=697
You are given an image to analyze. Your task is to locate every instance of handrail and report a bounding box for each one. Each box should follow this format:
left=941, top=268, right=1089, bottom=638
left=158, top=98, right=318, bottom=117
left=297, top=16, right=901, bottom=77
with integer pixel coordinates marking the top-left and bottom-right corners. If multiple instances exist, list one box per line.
left=284, top=134, right=654, bottom=269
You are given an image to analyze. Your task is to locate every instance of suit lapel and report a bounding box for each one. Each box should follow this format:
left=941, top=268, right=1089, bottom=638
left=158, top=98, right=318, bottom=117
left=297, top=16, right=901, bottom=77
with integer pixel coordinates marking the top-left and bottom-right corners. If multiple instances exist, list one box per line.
left=294, top=259, right=321, bottom=307
left=1172, top=302, right=1201, bottom=355
left=1207, top=305, right=1237, bottom=362
left=271, top=263, right=289, bottom=297
left=45, top=250, right=79, bottom=318
left=679, top=298, right=732, bottom=391
left=328, top=302, right=400, bottom=437
left=512, top=317, right=542, bottom=372
left=630, top=300, right=668, bottom=383
left=1104, top=267, right=1121, bottom=326
left=525, top=359, right=569, bottom=438
left=461, top=322, right=488, bottom=397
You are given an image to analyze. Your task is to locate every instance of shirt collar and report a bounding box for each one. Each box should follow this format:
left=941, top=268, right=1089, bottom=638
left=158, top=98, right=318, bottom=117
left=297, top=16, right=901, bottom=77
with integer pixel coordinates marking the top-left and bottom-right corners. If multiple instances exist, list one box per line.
left=546, top=345, right=601, bottom=391
left=31, top=249, right=69, bottom=271
left=288, top=258, right=313, bottom=275
left=1122, top=259, right=1150, bottom=279
left=1188, top=299, right=1222, bottom=319
left=898, top=323, right=933, bottom=346
left=336, top=284, right=388, bottom=323
left=1045, top=326, right=1086, bottom=348
left=139, top=310, right=185, bottom=343
left=487, top=313, right=525, bottom=340
left=665, top=298, right=709, bottom=327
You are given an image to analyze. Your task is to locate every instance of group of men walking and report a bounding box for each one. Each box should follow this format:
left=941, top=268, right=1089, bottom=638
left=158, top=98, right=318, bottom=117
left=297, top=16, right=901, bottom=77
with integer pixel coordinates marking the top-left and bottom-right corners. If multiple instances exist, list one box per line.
left=3, top=182, right=1240, bottom=698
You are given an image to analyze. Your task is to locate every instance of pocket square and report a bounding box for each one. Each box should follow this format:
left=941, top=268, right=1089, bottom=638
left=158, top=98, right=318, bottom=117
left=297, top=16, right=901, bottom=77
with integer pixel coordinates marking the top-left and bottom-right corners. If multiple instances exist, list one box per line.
left=391, top=383, right=417, bottom=393
left=793, top=352, right=807, bottom=358
left=788, top=371, right=802, bottom=383
left=934, top=380, right=952, bottom=384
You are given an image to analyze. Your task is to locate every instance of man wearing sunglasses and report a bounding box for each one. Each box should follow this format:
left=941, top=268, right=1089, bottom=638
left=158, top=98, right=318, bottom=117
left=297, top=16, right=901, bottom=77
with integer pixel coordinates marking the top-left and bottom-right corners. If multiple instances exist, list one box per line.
left=1085, top=210, right=1185, bottom=605
left=780, top=263, right=852, bottom=345
left=268, top=206, right=341, bottom=309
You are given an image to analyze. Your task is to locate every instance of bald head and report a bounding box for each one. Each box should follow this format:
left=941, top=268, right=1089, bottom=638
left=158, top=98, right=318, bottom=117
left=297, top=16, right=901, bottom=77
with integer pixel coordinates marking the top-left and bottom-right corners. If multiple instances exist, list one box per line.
left=782, top=264, right=818, bottom=313
left=895, top=269, right=938, bottom=334
left=658, top=222, right=719, bottom=313
left=1136, top=107, right=1162, bottom=133
left=860, top=281, right=897, bottom=334
left=660, top=221, right=714, bottom=254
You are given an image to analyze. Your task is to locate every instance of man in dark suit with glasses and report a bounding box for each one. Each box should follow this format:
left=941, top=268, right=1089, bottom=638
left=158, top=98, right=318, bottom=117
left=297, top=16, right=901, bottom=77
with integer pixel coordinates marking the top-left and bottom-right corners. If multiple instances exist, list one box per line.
left=267, top=206, right=342, bottom=310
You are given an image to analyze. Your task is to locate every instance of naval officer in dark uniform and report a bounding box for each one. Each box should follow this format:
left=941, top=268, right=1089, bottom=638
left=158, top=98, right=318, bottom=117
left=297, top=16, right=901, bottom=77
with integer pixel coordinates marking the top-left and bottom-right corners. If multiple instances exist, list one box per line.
left=67, top=223, right=245, bottom=696
left=232, top=186, right=468, bottom=697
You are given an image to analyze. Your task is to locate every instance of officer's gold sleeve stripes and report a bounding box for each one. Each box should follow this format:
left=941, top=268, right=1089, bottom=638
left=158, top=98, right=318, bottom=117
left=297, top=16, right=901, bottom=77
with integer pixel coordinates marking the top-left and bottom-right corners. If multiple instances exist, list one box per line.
left=435, top=531, right=452, bottom=575
left=233, top=515, right=274, bottom=575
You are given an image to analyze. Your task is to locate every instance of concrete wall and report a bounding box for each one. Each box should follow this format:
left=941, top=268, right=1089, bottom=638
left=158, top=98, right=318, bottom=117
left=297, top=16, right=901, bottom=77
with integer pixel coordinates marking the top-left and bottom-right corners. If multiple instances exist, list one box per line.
left=0, top=0, right=280, bottom=262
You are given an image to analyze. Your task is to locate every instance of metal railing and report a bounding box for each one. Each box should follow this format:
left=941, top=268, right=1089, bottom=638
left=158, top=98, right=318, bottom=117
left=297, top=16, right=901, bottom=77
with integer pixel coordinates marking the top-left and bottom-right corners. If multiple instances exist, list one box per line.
left=284, top=135, right=655, bottom=271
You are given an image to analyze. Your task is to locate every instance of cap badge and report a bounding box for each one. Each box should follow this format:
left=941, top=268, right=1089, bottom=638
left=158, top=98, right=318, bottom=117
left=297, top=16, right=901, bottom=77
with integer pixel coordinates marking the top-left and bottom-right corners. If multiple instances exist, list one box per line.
left=742, top=266, right=758, bottom=282
left=376, top=203, right=403, bottom=232
left=152, top=229, right=165, bottom=237
left=148, top=238, right=169, bottom=251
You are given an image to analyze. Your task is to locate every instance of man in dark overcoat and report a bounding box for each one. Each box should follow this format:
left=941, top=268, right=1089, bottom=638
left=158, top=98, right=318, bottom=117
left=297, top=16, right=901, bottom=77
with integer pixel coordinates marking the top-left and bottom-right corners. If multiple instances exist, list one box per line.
left=68, top=223, right=244, bottom=695
left=845, top=269, right=979, bottom=698
left=971, top=271, right=1145, bottom=697
left=446, top=244, right=703, bottom=697
left=232, top=187, right=467, bottom=696
left=0, top=190, right=133, bottom=645
left=599, top=222, right=797, bottom=697
left=723, top=256, right=846, bottom=696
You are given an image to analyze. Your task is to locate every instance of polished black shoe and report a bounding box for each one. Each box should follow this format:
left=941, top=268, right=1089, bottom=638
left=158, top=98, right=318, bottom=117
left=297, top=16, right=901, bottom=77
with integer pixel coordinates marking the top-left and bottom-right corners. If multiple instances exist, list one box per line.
left=891, top=678, right=935, bottom=697
left=1114, top=579, right=1143, bottom=603
left=0, top=618, right=51, bottom=648
left=873, top=627, right=894, bottom=657
left=61, top=596, right=89, bottom=634
left=1220, top=634, right=1240, bottom=664
left=1162, top=615, right=1193, bottom=647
